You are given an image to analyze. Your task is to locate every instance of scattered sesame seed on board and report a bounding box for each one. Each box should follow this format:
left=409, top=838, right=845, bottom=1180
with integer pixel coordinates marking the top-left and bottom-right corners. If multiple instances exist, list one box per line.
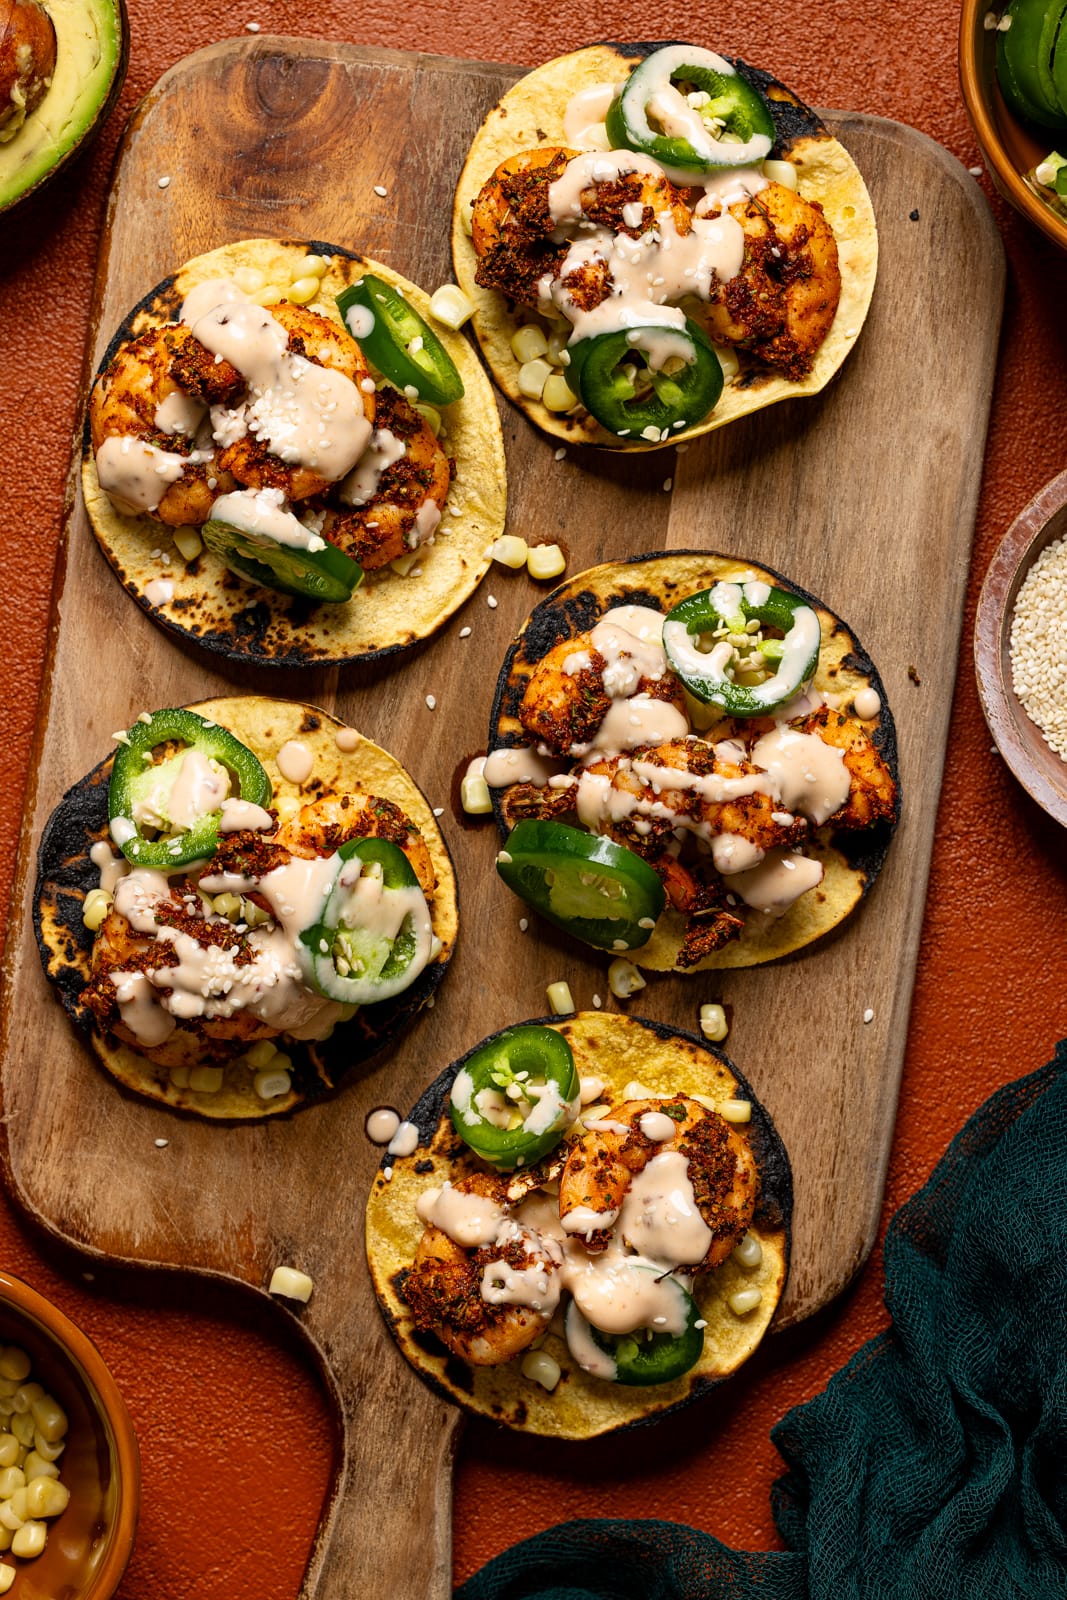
left=1009, top=535, right=1067, bottom=761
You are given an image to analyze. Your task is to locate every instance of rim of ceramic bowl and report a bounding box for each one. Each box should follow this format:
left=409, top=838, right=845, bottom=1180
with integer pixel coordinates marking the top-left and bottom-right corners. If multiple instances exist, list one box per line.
left=959, top=0, right=1067, bottom=250
left=0, top=1271, right=140, bottom=1598
left=975, top=467, right=1067, bottom=827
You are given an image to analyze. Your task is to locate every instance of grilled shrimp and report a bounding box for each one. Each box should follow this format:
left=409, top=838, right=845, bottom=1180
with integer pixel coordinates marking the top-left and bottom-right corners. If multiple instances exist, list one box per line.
left=89, top=327, right=239, bottom=527
left=273, top=794, right=436, bottom=899
left=790, top=706, right=897, bottom=830
left=472, top=145, right=692, bottom=310
left=519, top=635, right=686, bottom=757
left=559, top=1096, right=757, bottom=1267
left=318, top=387, right=453, bottom=570
left=215, top=302, right=376, bottom=502
left=700, top=183, right=841, bottom=380
left=403, top=1174, right=560, bottom=1365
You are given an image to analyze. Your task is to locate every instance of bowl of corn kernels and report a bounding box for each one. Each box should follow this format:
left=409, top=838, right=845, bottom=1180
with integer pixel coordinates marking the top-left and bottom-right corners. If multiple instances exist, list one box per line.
left=0, top=1272, right=139, bottom=1597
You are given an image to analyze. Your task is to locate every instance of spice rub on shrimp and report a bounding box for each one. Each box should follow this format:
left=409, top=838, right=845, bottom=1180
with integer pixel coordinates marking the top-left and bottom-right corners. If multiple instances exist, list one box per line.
left=518, top=634, right=686, bottom=757
left=403, top=1173, right=562, bottom=1365
left=214, top=302, right=376, bottom=502
left=700, top=183, right=842, bottom=380
left=559, top=1096, right=757, bottom=1268
left=274, top=793, right=436, bottom=899
left=317, top=386, right=454, bottom=570
left=472, top=145, right=692, bottom=310
left=88, top=326, right=239, bottom=527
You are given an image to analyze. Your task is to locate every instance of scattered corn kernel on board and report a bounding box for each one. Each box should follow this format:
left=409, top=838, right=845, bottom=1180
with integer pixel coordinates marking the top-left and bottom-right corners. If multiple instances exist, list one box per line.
left=0, top=37, right=1003, bottom=1600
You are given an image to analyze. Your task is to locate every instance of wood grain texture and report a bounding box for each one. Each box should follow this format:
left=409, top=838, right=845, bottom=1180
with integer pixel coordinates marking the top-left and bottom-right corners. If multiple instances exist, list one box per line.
left=0, top=37, right=1004, bottom=1600
left=975, top=468, right=1067, bottom=826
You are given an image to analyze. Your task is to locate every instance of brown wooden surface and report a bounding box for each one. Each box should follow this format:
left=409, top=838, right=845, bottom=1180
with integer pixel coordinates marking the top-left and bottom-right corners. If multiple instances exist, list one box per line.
left=0, top=37, right=1004, bottom=1600
left=975, top=469, right=1067, bottom=827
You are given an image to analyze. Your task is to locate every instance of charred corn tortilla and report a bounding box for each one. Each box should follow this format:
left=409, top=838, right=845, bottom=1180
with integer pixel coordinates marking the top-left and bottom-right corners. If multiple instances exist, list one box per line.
left=452, top=42, right=878, bottom=450
left=82, top=238, right=506, bottom=666
left=366, top=1011, right=791, bottom=1437
left=34, top=697, right=458, bottom=1119
left=489, top=551, right=899, bottom=970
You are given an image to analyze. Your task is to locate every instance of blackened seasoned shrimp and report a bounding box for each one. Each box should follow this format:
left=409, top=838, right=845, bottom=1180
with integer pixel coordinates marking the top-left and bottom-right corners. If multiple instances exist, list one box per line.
left=559, top=1095, right=757, bottom=1268
left=701, top=182, right=841, bottom=380
left=215, top=302, right=376, bottom=502
left=519, top=635, right=686, bottom=757
left=273, top=793, right=435, bottom=899
left=472, top=145, right=692, bottom=310
left=89, top=326, right=238, bottom=527
left=318, top=387, right=453, bottom=570
left=790, top=706, right=897, bottom=830
left=403, top=1174, right=561, bottom=1365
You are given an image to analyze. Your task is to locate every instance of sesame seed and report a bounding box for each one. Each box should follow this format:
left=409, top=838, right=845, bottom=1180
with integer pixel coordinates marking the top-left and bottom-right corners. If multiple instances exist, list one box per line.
left=425, top=695, right=436, bottom=710
left=155, top=1138, right=169, bottom=1148
left=592, top=994, right=602, bottom=1009
left=245, top=19, right=260, bottom=30
left=157, top=176, right=171, bottom=189
left=374, top=184, right=388, bottom=197
left=663, top=477, right=673, bottom=492
left=863, top=1007, right=875, bottom=1024
left=969, top=165, right=983, bottom=176
left=1009, top=534, right=1067, bottom=760
left=487, top=594, right=498, bottom=609
left=459, top=626, right=472, bottom=638
left=554, top=447, right=566, bottom=461
left=433, top=807, right=444, bottom=817
left=519, top=918, right=528, bottom=932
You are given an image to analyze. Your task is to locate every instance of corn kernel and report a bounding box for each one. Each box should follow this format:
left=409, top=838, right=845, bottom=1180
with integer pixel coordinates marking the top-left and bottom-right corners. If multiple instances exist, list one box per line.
left=286, top=275, right=320, bottom=305
left=715, top=345, right=740, bottom=383
left=29, top=1398, right=66, bottom=1445
left=0, top=1354, right=29, bottom=1387
left=546, top=327, right=571, bottom=367
left=521, top=1349, right=561, bottom=1391
left=728, top=1287, right=763, bottom=1316
left=0, top=1529, right=11, bottom=1553
left=232, top=266, right=266, bottom=294
left=762, top=158, right=799, bottom=191
left=269, top=1266, right=314, bottom=1302
left=389, top=551, right=420, bottom=577
left=253, top=285, right=285, bottom=307
left=0, top=1468, right=24, bottom=1499
left=82, top=888, right=111, bottom=932
left=428, top=284, right=475, bottom=330
left=607, top=958, right=646, bottom=999
left=547, top=981, right=574, bottom=1016
left=489, top=535, right=528, bottom=569
left=0, top=1559, right=12, bottom=1589
left=22, top=1454, right=57, bottom=1481
left=169, top=1065, right=190, bottom=1089
left=245, top=1039, right=277, bottom=1069
left=517, top=357, right=553, bottom=400
left=25, top=1477, right=68, bottom=1519
left=542, top=374, right=579, bottom=413
left=32, top=1429, right=63, bottom=1461
left=173, top=526, right=203, bottom=562
left=0, top=1503, right=22, bottom=1533
left=211, top=892, right=242, bottom=920
left=718, top=1097, right=751, bottom=1124
left=0, top=1384, right=16, bottom=1403
left=296, top=253, right=329, bottom=278
left=240, top=898, right=271, bottom=928
left=413, top=403, right=442, bottom=436
left=274, top=796, right=301, bottom=824
left=7, top=1491, right=26, bottom=1524
left=510, top=324, right=548, bottom=364
left=11, top=1521, right=45, bottom=1558
left=527, top=543, right=566, bottom=581
left=11, top=1386, right=42, bottom=1417
left=0, top=1440, right=17, bottom=1472
left=271, top=1053, right=292, bottom=1075
left=461, top=774, right=492, bottom=815
left=189, top=1066, right=224, bottom=1094
left=254, top=1068, right=292, bottom=1101
left=8, top=1417, right=31, bottom=1450
left=700, top=1003, right=728, bottom=1042
left=733, top=1232, right=764, bottom=1271
left=623, top=1080, right=655, bottom=1101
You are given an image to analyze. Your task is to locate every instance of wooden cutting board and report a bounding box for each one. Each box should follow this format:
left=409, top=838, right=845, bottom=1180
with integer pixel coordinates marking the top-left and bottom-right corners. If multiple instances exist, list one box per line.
left=0, top=37, right=1003, bottom=1600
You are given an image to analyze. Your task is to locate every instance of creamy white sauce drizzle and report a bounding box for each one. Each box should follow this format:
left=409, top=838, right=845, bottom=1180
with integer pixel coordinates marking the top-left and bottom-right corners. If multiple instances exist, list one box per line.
left=96, top=436, right=186, bottom=514
left=276, top=741, right=314, bottom=785
left=484, top=746, right=562, bottom=787
left=339, top=429, right=406, bottom=506
left=853, top=686, right=881, bottom=720
left=210, top=486, right=327, bottom=551
left=366, top=1106, right=401, bottom=1144
left=155, top=390, right=207, bottom=437
left=219, top=798, right=274, bottom=833
left=729, top=848, right=824, bottom=913
left=749, top=727, right=850, bottom=827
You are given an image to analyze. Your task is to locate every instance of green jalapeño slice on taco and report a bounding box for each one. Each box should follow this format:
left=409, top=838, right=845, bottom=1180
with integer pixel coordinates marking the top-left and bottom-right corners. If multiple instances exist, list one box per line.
left=365, top=1011, right=791, bottom=1438
left=83, top=238, right=506, bottom=665
left=452, top=42, right=878, bottom=449
left=486, top=553, right=899, bottom=970
left=34, top=697, right=457, bottom=1118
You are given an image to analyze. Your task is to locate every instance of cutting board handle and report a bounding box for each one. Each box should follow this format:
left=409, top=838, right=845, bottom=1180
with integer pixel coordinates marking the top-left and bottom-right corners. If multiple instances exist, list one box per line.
left=301, top=1347, right=463, bottom=1600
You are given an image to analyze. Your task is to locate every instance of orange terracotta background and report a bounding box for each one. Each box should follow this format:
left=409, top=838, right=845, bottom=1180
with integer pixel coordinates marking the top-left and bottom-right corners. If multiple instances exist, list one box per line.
left=2, top=1, right=1067, bottom=1594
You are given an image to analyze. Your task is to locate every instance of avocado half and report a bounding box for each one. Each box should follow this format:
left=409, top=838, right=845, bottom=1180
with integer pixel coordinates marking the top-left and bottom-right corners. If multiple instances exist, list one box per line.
left=0, top=0, right=128, bottom=214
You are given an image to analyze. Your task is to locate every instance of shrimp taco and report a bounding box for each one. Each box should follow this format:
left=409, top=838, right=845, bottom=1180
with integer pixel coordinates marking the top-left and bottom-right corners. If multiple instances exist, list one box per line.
left=366, top=1011, right=791, bottom=1438
left=83, top=238, right=506, bottom=665
left=486, top=552, right=899, bottom=969
left=34, top=697, right=457, bottom=1119
left=452, top=42, right=877, bottom=449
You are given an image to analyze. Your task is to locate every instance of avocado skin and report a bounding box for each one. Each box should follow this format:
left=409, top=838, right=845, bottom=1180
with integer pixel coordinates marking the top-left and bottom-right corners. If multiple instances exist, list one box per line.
left=0, top=0, right=129, bottom=215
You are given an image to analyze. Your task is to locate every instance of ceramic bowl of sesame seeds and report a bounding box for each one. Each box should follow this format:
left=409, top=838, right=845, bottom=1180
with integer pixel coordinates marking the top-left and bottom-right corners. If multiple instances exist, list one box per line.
left=975, top=468, right=1067, bottom=826
left=960, top=0, right=1067, bottom=252
left=0, top=1272, right=139, bottom=1597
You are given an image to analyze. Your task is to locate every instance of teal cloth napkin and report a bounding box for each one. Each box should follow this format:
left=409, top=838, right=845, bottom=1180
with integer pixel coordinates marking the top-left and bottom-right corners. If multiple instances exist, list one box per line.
left=457, top=1044, right=1067, bottom=1599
